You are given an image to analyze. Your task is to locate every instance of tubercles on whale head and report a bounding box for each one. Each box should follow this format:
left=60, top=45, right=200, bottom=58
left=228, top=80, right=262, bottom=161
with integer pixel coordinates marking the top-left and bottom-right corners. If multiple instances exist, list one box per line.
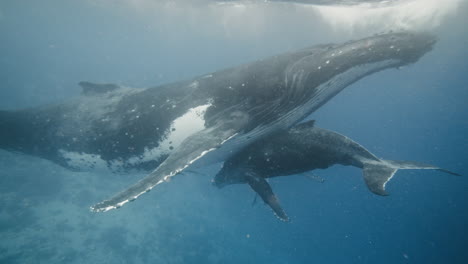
left=284, top=31, right=436, bottom=100
left=353, top=31, right=437, bottom=65
left=347, top=32, right=436, bottom=66
left=293, top=31, right=436, bottom=76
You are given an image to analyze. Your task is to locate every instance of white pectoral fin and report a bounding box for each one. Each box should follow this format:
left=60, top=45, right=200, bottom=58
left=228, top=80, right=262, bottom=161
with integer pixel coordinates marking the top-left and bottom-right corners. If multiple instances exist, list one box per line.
left=90, top=126, right=238, bottom=213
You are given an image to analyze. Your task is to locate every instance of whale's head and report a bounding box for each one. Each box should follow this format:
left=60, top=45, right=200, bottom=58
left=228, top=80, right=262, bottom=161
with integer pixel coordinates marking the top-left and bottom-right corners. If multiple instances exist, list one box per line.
left=376, top=31, right=437, bottom=64
left=285, top=31, right=437, bottom=92
left=336, top=31, right=437, bottom=66
left=268, top=31, right=437, bottom=124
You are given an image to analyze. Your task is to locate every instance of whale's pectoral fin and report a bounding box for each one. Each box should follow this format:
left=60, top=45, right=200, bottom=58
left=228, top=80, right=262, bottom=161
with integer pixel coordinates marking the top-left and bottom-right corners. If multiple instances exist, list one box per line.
left=245, top=173, right=289, bottom=222
left=79, top=81, right=121, bottom=95
left=362, top=164, right=396, bottom=196
left=91, top=120, right=243, bottom=213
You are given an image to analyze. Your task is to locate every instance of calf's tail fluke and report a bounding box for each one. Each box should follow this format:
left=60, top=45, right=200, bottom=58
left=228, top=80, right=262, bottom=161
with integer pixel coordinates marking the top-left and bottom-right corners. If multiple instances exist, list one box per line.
left=362, top=159, right=461, bottom=196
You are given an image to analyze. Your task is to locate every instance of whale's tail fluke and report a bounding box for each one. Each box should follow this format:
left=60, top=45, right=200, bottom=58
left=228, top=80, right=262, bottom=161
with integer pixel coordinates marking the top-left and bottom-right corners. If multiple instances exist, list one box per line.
left=362, top=159, right=461, bottom=196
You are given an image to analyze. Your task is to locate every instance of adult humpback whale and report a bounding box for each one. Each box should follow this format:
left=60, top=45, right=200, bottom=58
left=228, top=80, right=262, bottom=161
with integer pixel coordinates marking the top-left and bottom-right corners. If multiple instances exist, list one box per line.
left=214, top=121, right=460, bottom=221
left=0, top=32, right=435, bottom=212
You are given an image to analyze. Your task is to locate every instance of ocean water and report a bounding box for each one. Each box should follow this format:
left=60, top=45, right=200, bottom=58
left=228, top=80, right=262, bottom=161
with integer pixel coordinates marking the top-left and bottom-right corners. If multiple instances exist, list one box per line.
left=0, top=1, right=467, bottom=263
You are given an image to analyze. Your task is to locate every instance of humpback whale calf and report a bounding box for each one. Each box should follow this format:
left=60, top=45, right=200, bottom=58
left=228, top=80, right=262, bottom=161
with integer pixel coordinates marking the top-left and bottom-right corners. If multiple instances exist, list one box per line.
left=0, top=32, right=436, bottom=212
left=214, top=121, right=460, bottom=221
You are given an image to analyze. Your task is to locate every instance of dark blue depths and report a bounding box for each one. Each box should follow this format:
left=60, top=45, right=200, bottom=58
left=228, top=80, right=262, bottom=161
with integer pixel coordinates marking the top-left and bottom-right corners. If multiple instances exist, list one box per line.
left=0, top=1, right=467, bottom=263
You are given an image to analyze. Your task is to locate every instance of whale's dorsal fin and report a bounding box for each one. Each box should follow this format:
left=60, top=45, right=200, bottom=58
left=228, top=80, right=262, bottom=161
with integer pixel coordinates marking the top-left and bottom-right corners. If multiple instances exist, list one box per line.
left=79, top=81, right=121, bottom=96
left=245, top=172, right=289, bottom=222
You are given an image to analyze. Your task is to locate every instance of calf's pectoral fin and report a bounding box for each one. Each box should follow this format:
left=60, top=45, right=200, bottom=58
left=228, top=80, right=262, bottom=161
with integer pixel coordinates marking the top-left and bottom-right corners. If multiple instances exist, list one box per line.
left=245, top=173, right=289, bottom=222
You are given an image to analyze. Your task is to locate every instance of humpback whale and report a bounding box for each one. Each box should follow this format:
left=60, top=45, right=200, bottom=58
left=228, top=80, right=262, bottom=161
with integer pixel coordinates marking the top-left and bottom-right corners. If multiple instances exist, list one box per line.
left=214, top=121, right=460, bottom=221
left=0, top=32, right=436, bottom=212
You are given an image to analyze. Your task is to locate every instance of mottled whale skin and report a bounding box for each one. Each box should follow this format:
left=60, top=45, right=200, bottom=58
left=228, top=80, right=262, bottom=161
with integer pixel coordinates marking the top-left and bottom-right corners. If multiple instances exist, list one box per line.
left=214, top=121, right=460, bottom=221
left=0, top=32, right=435, bottom=212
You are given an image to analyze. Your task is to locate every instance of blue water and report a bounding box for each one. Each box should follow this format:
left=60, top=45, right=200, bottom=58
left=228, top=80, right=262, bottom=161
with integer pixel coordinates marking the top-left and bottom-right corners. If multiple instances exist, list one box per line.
left=1, top=1, right=467, bottom=263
